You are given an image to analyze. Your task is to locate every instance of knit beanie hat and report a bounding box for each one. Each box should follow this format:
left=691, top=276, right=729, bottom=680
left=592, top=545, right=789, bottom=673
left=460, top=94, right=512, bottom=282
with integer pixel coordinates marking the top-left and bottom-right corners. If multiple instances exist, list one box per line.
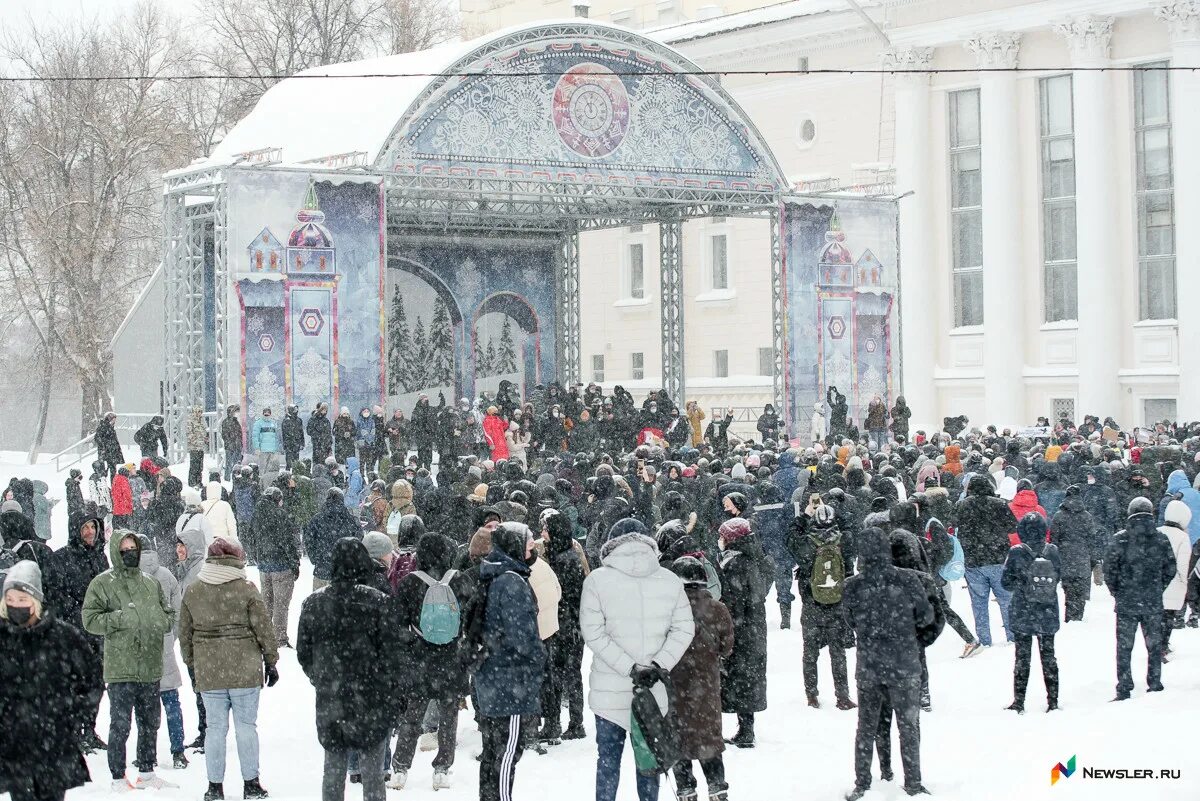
left=718, top=517, right=753, bottom=544
left=2, top=560, right=43, bottom=603
left=606, top=517, right=648, bottom=543
left=0, top=500, right=22, bottom=515
left=362, top=531, right=394, bottom=560
left=207, top=537, right=245, bottom=560
left=469, top=527, right=493, bottom=561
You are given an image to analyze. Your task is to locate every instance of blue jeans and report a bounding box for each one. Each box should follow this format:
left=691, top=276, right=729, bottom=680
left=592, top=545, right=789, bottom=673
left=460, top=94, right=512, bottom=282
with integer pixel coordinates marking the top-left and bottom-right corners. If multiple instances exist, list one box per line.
left=771, top=551, right=795, bottom=605
left=224, top=449, right=242, bottom=481
left=595, top=716, right=658, bottom=801
left=202, top=688, right=261, bottom=783
left=965, top=564, right=1013, bottom=646
left=869, top=429, right=887, bottom=451
left=161, top=689, right=184, bottom=754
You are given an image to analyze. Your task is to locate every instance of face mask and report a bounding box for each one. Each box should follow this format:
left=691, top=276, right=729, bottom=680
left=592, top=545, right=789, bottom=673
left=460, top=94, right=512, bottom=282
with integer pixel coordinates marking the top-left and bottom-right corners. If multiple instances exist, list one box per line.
left=120, top=549, right=140, bottom=568
left=6, top=605, right=32, bottom=626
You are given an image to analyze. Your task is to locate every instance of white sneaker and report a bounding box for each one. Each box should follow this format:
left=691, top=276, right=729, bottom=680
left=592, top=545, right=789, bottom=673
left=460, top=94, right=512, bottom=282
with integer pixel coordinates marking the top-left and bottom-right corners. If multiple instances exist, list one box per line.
left=110, top=778, right=140, bottom=792
left=387, top=770, right=407, bottom=790
left=134, top=774, right=179, bottom=790
left=432, top=771, right=451, bottom=790
left=418, top=732, right=438, bottom=752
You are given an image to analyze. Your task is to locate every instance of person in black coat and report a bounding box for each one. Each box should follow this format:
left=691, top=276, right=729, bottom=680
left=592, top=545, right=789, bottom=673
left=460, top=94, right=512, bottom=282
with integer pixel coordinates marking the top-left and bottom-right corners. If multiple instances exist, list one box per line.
left=94, top=413, right=124, bottom=479
left=65, top=470, right=85, bottom=520
left=717, top=517, right=771, bottom=747
left=281, top=406, right=305, bottom=469
left=827, top=386, right=848, bottom=442
left=0, top=560, right=103, bottom=801
left=409, top=396, right=438, bottom=470
left=953, top=473, right=1018, bottom=646
left=1050, top=487, right=1098, bottom=622
left=1001, top=513, right=1061, bottom=713
left=45, top=512, right=109, bottom=752
left=1081, top=466, right=1119, bottom=558
left=1104, top=498, right=1178, bottom=701
left=541, top=508, right=588, bottom=741
left=843, top=527, right=934, bottom=800
left=302, top=489, right=363, bottom=591
left=298, top=538, right=402, bottom=801
left=133, top=416, right=168, bottom=460
left=389, top=533, right=474, bottom=787
left=139, top=475, right=184, bottom=572
left=306, top=404, right=333, bottom=465
left=889, top=396, right=911, bottom=443
left=788, top=504, right=854, bottom=710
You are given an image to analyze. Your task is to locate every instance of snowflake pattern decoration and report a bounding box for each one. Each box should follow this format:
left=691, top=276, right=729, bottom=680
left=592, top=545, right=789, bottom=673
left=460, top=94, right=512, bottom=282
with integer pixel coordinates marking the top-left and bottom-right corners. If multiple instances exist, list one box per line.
left=292, top=349, right=332, bottom=409
left=248, top=366, right=285, bottom=418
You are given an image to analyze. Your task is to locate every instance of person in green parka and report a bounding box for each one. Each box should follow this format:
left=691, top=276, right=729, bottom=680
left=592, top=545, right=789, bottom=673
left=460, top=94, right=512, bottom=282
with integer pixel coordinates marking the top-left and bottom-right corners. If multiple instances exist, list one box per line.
left=82, top=530, right=177, bottom=791
left=291, top=461, right=318, bottom=533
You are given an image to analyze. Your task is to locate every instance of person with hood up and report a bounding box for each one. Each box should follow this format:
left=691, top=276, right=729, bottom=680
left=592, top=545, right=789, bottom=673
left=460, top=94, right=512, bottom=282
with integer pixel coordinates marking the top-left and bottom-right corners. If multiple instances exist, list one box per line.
left=304, top=488, right=362, bottom=591
left=173, top=520, right=209, bottom=753
left=298, top=538, right=402, bottom=801
left=789, top=504, right=855, bottom=710
left=668, top=556, right=735, bottom=801
left=922, top=518, right=981, bottom=658
left=942, top=444, right=963, bottom=477
left=280, top=406, right=305, bottom=469
left=954, top=474, right=1018, bottom=646
left=343, top=456, right=364, bottom=511
left=756, top=404, right=781, bottom=445
left=1050, top=486, right=1099, bottom=622
left=1104, top=497, right=1177, bottom=700
left=0, top=560, right=103, bottom=801
left=843, top=528, right=934, bottom=801
left=179, top=537, right=277, bottom=801
left=388, top=533, right=474, bottom=791
left=81, top=531, right=177, bottom=791
left=253, top=487, right=300, bottom=648
left=201, top=481, right=239, bottom=544
left=96, top=411, right=125, bottom=478
left=48, top=512, right=109, bottom=752
left=526, top=518, right=563, bottom=752
left=66, top=468, right=86, bottom=520
left=686, top=400, right=706, bottom=448
left=89, top=460, right=112, bottom=518
left=1159, top=469, right=1200, bottom=545
left=483, top=406, right=510, bottom=464
left=112, top=467, right=134, bottom=529
left=864, top=395, right=888, bottom=452
left=1034, top=462, right=1068, bottom=520
left=354, top=407, right=378, bottom=474
left=30, top=479, right=54, bottom=543
left=1158, top=499, right=1192, bottom=657
left=890, top=396, right=911, bottom=443
left=753, top=482, right=794, bottom=629
left=333, top=408, right=357, bottom=465
left=579, top=518, right=694, bottom=801
left=717, top=516, right=772, bottom=748
left=134, top=416, right=169, bottom=460
left=187, top=406, right=208, bottom=489
left=306, top=403, right=333, bottom=465
left=1007, top=479, right=1047, bottom=546
left=471, top=523, right=547, bottom=801
left=221, top=406, right=244, bottom=482
left=1001, top=514, right=1061, bottom=714
left=827, top=386, right=848, bottom=442
left=810, top=400, right=828, bottom=445
left=540, top=508, right=589, bottom=742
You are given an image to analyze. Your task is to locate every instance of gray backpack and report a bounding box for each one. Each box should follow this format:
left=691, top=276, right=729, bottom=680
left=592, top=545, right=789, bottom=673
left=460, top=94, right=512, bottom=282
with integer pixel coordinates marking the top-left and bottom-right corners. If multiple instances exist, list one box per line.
left=412, top=569, right=461, bottom=645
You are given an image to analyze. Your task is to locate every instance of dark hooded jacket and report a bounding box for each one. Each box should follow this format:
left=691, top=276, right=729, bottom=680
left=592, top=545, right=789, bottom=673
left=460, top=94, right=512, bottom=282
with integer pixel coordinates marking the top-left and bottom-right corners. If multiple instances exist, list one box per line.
left=252, top=497, right=300, bottom=573
left=0, top=510, right=55, bottom=588
left=671, top=584, right=734, bottom=761
left=48, top=513, right=108, bottom=633
left=303, top=495, right=363, bottom=581
left=297, top=538, right=404, bottom=750
left=1103, top=511, right=1177, bottom=615
left=282, top=408, right=305, bottom=454
left=306, top=410, right=333, bottom=461
left=1050, top=493, right=1098, bottom=581
left=843, top=527, right=933, bottom=685
left=953, top=474, right=1018, bottom=567
left=133, top=417, right=168, bottom=458
left=1034, top=463, right=1068, bottom=519
left=545, top=509, right=588, bottom=642
left=789, top=518, right=852, bottom=628
left=890, top=529, right=945, bottom=646
left=1002, top=514, right=1062, bottom=636
left=719, top=530, right=772, bottom=713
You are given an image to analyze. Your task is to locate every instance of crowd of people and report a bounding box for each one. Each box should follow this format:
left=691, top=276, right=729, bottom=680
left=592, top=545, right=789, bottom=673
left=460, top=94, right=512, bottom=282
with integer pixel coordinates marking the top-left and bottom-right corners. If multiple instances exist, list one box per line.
left=1, top=384, right=1198, bottom=801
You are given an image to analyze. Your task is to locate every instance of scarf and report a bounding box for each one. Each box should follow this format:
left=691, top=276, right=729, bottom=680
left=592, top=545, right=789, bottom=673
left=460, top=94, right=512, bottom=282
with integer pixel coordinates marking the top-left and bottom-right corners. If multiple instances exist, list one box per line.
left=198, top=558, right=247, bottom=585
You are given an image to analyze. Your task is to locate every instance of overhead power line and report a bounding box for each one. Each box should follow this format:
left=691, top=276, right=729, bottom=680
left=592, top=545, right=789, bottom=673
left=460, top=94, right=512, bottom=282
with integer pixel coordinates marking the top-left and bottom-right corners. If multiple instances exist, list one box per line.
left=0, top=65, right=1195, bottom=83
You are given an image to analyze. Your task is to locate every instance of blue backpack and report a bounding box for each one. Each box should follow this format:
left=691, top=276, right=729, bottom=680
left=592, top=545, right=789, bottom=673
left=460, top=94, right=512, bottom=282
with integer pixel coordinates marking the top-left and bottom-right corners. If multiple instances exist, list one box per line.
left=413, top=569, right=461, bottom=645
left=939, top=535, right=966, bottom=583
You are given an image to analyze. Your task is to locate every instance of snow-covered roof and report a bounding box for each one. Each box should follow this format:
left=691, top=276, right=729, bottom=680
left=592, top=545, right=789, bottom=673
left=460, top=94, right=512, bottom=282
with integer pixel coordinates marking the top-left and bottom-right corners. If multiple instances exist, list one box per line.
left=203, top=19, right=664, bottom=170
left=650, top=0, right=876, bottom=45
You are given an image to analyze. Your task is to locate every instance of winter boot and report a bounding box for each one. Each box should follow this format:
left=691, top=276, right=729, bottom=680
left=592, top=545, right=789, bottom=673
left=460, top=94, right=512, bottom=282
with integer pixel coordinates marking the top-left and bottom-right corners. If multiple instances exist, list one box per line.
left=806, top=694, right=820, bottom=709
left=1005, top=701, right=1025, bottom=714
left=880, top=765, right=894, bottom=782
left=1046, top=700, right=1060, bottom=712
left=835, top=697, right=857, bottom=711
left=709, top=791, right=728, bottom=801
left=562, top=723, right=586, bottom=740
left=83, top=730, right=108, bottom=752
left=432, top=770, right=451, bottom=790
left=725, top=716, right=755, bottom=749
left=539, top=721, right=563, bottom=745
left=675, top=791, right=698, bottom=801
left=172, top=751, right=189, bottom=769
left=348, top=773, right=361, bottom=784
left=387, top=771, right=408, bottom=790
left=845, top=786, right=869, bottom=801
left=780, top=603, right=792, bottom=630
left=904, top=784, right=931, bottom=796
left=920, top=690, right=932, bottom=712
left=244, top=778, right=269, bottom=799
left=187, top=733, right=206, bottom=753
left=203, top=782, right=224, bottom=801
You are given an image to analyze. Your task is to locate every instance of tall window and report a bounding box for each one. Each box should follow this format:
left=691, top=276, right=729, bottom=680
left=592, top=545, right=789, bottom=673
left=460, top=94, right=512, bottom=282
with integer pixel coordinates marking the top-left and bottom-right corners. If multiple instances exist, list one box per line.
left=1040, top=75, right=1077, bottom=322
left=757, top=347, right=773, bottom=376
left=628, top=243, right=645, bottom=300
left=591, top=355, right=605, bottom=383
left=631, top=352, right=644, bottom=380
left=713, top=349, right=729, bottom=378
left=1134, top=63, right=1175, bottom=320
left=949, top=89, right=984, bottom=327
left=710, top=234, right=729, bottom=290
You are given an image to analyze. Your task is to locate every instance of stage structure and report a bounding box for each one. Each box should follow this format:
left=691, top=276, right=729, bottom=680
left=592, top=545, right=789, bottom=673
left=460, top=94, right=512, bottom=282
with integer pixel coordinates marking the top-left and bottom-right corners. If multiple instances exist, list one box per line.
left=154, top=20, right=898, bottom=454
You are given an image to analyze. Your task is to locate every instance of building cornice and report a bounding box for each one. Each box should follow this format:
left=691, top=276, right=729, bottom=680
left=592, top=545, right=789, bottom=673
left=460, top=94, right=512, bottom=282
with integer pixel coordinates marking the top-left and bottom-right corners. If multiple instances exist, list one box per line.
left=1155, top=1, right=1200, bottom=44
left=965, top=31, right=1022, bottom=69
left=1053, top=15, right=1114, bottom=66
left=889, top=0, right=1154, bottom=48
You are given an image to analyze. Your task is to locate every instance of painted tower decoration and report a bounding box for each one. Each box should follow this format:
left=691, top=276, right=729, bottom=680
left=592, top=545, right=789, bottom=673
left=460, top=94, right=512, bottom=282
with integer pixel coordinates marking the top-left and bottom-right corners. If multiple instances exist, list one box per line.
left=814, top=207, right=894, bottom=424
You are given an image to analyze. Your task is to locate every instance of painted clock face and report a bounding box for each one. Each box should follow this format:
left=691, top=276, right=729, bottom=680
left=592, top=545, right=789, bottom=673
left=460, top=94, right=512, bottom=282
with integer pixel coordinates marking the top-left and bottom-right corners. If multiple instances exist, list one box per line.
left=552, top=63, right=630, bottom=158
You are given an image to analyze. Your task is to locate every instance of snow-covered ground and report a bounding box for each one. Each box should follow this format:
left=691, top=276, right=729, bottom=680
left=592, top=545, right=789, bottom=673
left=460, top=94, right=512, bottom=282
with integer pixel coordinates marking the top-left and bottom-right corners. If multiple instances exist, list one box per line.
left=4, top=452, right=1194, bottom=801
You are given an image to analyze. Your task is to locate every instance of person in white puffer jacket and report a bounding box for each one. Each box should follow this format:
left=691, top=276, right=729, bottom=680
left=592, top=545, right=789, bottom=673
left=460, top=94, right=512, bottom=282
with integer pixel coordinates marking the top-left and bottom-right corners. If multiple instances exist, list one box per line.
left=1159, top=499, right=1192, bottom=657
left=580, top=517, right=694, bottom=801
left=200, top=481, right=238, bottom=544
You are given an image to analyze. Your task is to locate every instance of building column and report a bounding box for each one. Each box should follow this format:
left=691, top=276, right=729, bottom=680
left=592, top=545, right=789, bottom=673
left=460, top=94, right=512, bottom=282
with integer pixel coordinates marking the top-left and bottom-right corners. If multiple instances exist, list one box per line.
left=885, top=45, right=938, bottom=431
left=1156, top=2, right=1200, bottom=419
left=965, top=33, right=1024, bottom=427
left=1055, top=16, right=1121, bottom=419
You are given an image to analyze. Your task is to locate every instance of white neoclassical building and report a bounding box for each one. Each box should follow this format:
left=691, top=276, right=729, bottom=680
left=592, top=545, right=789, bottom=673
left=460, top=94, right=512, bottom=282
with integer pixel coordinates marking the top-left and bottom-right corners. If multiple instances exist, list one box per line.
left=460, top=0, right=1199, bottom=433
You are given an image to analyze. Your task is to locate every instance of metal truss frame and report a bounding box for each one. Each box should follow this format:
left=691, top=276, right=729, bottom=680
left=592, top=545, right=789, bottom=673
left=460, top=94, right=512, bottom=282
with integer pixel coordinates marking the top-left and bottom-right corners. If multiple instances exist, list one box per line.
left=769, top=205, right=785, bottom=415
left=557, top=230, right=582, bottom=386
left=659, top=219, right=685, bottom=405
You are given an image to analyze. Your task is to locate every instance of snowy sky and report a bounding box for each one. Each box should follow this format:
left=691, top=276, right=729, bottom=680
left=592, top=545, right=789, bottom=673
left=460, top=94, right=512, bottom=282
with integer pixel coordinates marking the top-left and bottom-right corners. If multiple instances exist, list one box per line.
left=0, top=0, right=188, bottom=26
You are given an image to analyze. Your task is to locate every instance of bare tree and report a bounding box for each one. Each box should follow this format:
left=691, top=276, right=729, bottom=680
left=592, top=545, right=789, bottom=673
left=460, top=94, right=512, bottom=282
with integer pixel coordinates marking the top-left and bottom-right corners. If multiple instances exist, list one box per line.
left=0, top=3, right=193, bottom=446
left=375, top=0, right=462, bottom=55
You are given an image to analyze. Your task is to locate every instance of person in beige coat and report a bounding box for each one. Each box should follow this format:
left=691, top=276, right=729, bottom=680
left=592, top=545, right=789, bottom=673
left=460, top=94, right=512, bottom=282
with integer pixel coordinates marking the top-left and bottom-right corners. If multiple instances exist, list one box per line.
left=525, top=545, right=562, bottom=752
left=201, top=482, right=238, bottom=544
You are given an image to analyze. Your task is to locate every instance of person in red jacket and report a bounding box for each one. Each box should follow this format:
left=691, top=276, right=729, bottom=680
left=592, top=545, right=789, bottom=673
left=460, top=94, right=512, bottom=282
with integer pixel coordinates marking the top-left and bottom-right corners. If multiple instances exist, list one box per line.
left=111, top=466, right=135, bottom=528
left=1007, top=479, right=1048, bottom=546
left=482, top=406, right=510, bottom=463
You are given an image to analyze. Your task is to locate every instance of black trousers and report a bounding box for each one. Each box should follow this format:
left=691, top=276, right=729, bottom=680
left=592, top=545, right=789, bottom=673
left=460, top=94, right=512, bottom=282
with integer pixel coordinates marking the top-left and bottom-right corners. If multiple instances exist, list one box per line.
left=801, top=623, right=849, bottom=701
left=107, top=681, right=161, bottom=779
left=187, top=450, right=204, bottom=489
left=1062, top=577, right=1090, bottom=622
left=7, top=785, right=65, bottom=801
left=1163, top=609, right=1183, bottom=652
left=479, top=714, right=523, bottom=801
left=285, top=449, right=300, bottom=469
left=416, top=443, right=433, bottom=470
left=1014, top=633, right=1058, bottom=705
left=1116, top=610, right=1163, bottom=694
left=673, top=757, right=726, bottom=793
left=858, top=680, right=920, bottom=790
left=392, top=696, right=458, bottom=772
left=543, top=632, right=585, bottom=732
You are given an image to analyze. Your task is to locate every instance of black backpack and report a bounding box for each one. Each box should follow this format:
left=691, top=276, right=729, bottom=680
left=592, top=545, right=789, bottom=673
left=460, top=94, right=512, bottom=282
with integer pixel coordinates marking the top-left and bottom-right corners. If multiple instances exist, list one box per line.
left=0, top=546, right=19, bottom=588
left=1023, top=543, right=1059, bottom=604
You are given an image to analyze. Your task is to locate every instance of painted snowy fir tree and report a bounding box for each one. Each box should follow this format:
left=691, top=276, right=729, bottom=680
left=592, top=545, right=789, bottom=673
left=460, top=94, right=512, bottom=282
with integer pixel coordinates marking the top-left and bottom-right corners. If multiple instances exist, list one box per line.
left=387, top=285, right=411, bottom=394
left=497, top=316, right=518, bottom=374
left=410, top=315, right=430, bottom=391
left=428, top=296, right=455, bottom=387
left=474, top=331, right=492, bottom=378
left=484, top=339, right=497, bottom=378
